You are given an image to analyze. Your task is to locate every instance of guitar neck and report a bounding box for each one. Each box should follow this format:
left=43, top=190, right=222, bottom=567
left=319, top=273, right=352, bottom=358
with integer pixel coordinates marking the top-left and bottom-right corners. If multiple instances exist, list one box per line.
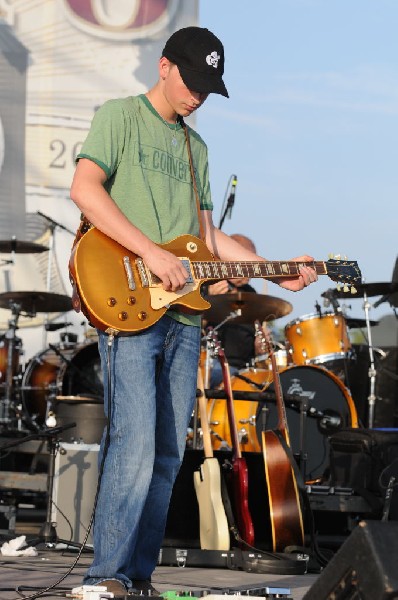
left=218, top=353, right=242, bottom=458
left=261, top=326, right=290, bottom=441
left=192, top=259, right=328, bottom=282
left=269, top=351, right=289, bottom=441
left=197, top=368, right=214, bottom=459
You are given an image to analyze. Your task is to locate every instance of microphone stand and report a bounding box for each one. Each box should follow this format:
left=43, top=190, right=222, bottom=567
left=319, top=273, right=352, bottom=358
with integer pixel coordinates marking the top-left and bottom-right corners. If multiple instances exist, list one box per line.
left=218, top=176, right=237, bottom=229
left=363, top=291, right=378, bottom=428
left=219, top=196, right=233, bottom=230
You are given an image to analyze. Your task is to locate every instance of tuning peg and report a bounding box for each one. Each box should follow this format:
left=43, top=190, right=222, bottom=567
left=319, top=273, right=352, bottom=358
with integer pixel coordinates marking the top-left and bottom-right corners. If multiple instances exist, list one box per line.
left=334, top=254, right=341, bottom=260
left=343, top=284, right=350, bottom=293
left=336, top=283, right=342, bottom=292
left=328, top=253, right=334, bottom=259
left=351, top=286, right=357, bottom=294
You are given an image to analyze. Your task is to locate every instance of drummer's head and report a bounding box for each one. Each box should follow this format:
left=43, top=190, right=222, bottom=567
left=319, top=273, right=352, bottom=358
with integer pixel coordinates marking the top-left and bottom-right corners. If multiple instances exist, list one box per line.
left=230, top=234, right=256, bottom=287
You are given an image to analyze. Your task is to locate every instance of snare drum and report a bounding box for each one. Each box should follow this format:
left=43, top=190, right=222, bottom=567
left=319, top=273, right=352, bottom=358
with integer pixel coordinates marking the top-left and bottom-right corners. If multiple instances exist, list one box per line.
left=285, top=312, right=351, bottom=369
left=22, top=342, right=105, bottom=443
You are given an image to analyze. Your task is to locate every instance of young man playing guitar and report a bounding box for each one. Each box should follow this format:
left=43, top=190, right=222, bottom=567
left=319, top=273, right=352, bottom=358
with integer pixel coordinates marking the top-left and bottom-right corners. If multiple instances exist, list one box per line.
left=70, top=26, right=317, bottom=596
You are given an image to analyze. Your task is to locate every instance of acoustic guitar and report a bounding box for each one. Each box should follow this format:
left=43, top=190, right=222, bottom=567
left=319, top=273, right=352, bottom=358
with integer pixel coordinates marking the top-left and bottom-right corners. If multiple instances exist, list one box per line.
left=69, top=227, right=362, bottom=333
left=260, top=326, right=305, bottom=553
left=216, top=342, right=255, bottom=547
left=194, top=368, right=230, bottom=550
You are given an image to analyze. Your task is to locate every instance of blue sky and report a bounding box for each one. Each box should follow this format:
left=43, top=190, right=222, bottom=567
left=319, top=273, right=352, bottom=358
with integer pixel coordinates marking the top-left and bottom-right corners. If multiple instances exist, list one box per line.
left=197, top=0, right=397, bottom=332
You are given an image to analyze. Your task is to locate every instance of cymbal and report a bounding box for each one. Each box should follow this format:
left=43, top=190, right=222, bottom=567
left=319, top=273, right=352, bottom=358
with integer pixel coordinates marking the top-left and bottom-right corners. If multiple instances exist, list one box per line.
left=204, top=292, right=293, bottom=324
left=0, top=239, right=48, bottom=254
left=345, top=317, right=379, bottom=328
left=0, top=291, right=72, bottom=313
left=323, top=282, right=398, bottom=299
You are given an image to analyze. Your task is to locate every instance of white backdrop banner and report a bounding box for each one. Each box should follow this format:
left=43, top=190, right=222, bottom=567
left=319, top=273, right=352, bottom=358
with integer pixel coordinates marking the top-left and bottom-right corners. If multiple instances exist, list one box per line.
left=0, top=0, right=198, bottom=362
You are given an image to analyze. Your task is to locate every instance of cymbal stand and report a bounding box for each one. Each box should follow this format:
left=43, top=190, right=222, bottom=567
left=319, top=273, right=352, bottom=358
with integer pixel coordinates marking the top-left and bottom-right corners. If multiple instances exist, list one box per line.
left=363, top=291, right=377, bottom=428
left=37, top=211, right=75, bottom=349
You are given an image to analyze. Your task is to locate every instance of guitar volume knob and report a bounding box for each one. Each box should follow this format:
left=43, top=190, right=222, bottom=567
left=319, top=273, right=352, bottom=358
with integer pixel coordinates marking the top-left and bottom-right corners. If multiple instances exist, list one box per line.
left=107, top=297, right=117, bottom=307
left=118, top=311, right=128, bottom=321
left=138, top=311, right=147, bottom=321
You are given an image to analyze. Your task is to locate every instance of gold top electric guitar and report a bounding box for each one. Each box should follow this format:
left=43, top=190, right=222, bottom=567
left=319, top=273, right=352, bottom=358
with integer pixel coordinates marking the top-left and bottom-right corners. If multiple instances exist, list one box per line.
left=69, top=227, right=362, bottom=333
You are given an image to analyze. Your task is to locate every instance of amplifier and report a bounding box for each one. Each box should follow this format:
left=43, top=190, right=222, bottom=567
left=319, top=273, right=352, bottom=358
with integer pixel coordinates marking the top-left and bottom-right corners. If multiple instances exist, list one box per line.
left=51, top=442, right=99, bottom=545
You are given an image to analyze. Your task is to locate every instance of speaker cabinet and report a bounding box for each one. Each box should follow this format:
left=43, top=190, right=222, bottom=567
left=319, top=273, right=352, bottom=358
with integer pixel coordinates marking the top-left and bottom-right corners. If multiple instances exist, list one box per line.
left=52, top=443, right=99, bottom=544
left=303, top=520, right=398, bottom=599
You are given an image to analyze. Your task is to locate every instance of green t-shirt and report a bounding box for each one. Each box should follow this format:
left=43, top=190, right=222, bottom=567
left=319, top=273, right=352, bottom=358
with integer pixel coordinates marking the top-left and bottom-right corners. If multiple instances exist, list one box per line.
left=77, top=94, right=213, bottom=327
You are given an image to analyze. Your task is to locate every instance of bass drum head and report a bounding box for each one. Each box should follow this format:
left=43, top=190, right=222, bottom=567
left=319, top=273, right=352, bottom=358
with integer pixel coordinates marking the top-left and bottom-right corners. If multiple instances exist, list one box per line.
left=256, top=365, right=358, bottom=482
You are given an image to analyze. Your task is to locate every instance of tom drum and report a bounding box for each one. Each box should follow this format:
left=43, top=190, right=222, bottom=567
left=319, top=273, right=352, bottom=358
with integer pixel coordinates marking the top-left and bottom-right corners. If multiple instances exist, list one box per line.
left=285, top=312, right=351, bottom=372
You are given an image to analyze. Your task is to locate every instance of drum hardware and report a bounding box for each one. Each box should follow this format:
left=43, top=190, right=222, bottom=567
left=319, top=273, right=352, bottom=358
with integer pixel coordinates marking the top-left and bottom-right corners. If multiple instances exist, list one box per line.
left=36, top=211, right=75, bottom=348
left=44, top=321, right=73, bottom=332
left=0, top=301, right=24, bottom=428
left=322, top=283, right=396, bottom=428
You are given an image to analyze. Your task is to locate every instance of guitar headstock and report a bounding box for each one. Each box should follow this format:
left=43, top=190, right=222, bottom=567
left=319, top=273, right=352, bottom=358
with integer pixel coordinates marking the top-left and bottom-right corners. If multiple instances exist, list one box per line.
left=254, top=321, right=273, bottom=356
left=325, top=256, right=362, bottom=293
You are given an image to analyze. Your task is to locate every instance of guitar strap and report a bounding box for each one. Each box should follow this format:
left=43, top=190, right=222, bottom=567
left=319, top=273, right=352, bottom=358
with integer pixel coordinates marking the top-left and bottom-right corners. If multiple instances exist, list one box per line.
left=179, top=116, right=206, bottom=242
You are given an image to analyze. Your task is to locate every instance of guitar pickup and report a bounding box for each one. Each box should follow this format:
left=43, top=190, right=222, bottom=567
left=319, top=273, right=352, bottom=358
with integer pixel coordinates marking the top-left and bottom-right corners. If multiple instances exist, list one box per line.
left=136, top=258, right=149, bottom=287
left=123, top=256, right=136, bottom=290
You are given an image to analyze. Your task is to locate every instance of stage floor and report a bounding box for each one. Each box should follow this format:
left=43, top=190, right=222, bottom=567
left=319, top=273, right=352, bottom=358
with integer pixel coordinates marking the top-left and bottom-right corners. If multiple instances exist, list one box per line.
left=0, top=543, right=319, bottom=600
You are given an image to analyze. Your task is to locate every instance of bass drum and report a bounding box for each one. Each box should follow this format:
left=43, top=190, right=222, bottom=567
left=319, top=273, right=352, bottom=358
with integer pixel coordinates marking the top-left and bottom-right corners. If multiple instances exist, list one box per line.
left=208, top=368, right=273, bottom=453
left=22, top=342, right=105, bottom=443
left=256, top=365, right=358, bottom=482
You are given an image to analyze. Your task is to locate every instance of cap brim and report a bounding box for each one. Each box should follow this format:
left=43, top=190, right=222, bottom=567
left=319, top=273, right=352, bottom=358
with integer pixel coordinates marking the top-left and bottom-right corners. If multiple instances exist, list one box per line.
left=178, top=65, right=229, bottom=98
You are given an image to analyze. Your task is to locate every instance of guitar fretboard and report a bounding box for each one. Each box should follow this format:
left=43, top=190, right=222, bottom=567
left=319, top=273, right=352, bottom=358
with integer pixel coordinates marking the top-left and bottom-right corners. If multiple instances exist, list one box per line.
left=192, top=260, right=327, bottom=281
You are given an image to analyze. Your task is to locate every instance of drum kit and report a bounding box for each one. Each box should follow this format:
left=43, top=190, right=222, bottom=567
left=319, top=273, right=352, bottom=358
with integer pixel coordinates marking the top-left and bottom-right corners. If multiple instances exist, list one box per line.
left=202, top=281, right=398, bottom=482
left=0, top=237, right=105, bottom=443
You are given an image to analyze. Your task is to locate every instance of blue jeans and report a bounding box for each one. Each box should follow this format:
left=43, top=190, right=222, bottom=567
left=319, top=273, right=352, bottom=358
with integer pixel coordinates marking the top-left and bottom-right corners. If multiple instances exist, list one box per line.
left=83, top=316, right=201, bottom=588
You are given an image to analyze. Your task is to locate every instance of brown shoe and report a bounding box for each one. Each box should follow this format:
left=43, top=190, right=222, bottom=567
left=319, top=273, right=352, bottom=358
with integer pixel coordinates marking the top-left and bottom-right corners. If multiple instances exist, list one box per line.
left=131, top=579, right=160, bottom=596
left=99, top=579, right=127, bottom=595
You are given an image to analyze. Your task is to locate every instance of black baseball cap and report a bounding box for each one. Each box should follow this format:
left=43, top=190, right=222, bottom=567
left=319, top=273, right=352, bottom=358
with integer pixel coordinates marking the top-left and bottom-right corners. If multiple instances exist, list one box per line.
left=162, top=26, right=229, bottom=98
